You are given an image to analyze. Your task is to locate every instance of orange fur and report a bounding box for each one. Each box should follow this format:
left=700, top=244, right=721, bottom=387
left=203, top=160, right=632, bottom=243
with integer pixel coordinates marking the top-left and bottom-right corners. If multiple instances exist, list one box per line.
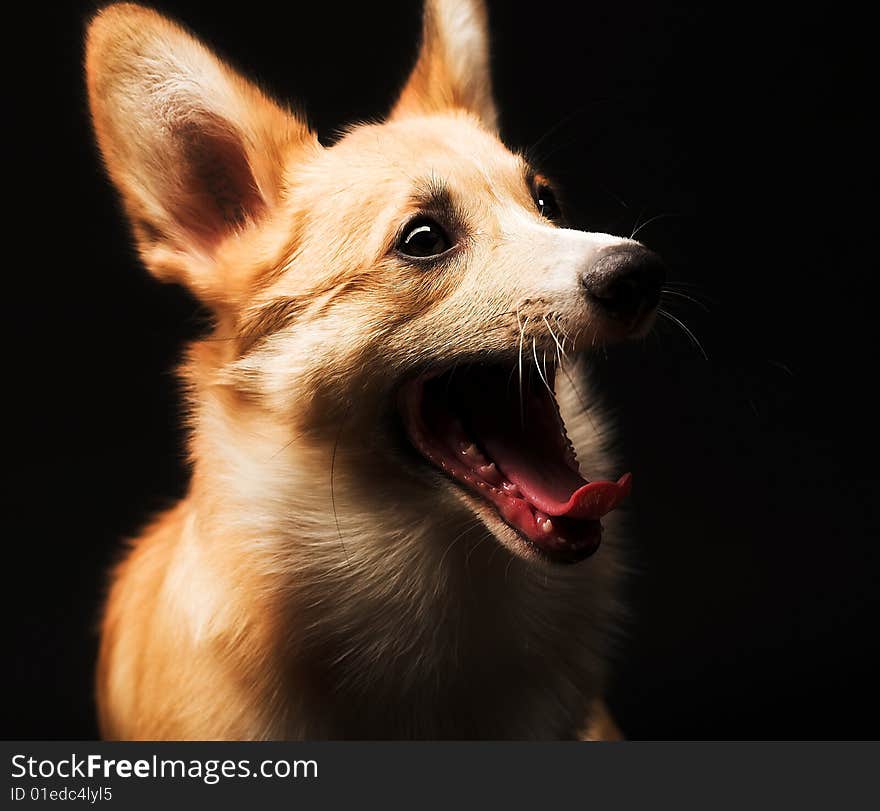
left=88, top=1, right=638, bottom=739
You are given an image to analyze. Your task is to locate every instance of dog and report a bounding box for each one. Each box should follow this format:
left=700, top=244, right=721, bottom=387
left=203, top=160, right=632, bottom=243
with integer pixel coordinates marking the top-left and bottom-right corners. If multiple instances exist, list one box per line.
left=86, top=0, right=664, bottom=739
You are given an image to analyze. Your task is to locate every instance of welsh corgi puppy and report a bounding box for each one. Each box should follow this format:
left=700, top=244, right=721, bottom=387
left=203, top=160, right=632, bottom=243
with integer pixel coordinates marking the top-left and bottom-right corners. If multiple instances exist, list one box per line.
left=86, top=0, right=664, bottom=739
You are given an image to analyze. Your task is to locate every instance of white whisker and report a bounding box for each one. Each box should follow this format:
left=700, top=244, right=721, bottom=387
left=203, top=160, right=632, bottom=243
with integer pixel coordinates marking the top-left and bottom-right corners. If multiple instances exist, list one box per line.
left=438, top=519, right=486, bottom=569
left=659, top=308, right=709, bottom=361
left=533, top=337, right=554, bottom=398
left=543, top=314, right=567, bottom=366
left=662, top=288, right=710, bottom=312
left=631, top=211, right=676, bottom=240
left=518, top=314, right=529, bottom=426
left=553, top=316, right=575, bottom=358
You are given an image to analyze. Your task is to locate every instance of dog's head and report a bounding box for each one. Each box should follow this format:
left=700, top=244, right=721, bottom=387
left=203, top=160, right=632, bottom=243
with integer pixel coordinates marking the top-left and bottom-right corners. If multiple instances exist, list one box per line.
left=87, top=1, right=663, bottom=566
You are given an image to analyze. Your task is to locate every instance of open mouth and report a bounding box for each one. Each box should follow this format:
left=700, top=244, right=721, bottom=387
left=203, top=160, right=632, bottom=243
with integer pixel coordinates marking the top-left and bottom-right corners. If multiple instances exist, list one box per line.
left=399, top=361, right=631, bottom=564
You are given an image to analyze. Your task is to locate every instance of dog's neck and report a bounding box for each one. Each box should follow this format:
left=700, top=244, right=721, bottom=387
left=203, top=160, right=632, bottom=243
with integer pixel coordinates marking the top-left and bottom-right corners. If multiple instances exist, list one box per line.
left=180, top=374, right=621, bottom=738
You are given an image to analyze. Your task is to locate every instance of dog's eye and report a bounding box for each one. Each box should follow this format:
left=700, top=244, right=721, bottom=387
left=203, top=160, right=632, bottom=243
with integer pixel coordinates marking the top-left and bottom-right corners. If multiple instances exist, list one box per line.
left=397, top=218, right=452, bottom=258
left=534, top=183, right=561, bottom=221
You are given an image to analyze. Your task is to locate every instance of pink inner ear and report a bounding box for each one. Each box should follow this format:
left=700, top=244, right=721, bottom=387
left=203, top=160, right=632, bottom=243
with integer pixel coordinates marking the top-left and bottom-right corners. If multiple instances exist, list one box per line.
left=175, top=117, right=266, bottom=250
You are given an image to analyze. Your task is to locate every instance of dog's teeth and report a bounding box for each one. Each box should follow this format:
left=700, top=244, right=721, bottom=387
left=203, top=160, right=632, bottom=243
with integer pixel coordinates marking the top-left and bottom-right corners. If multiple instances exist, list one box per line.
left=460, top=442, right=485, bottom=464
left=536, top=513, right=554, bottom=534
left=501, top=481, right=521, bottom=497
left=478, top=463, right=502, bottom=485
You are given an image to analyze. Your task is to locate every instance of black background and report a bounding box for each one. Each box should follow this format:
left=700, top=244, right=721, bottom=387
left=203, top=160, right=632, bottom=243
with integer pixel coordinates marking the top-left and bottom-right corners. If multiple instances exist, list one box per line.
left=6, top=1, right=877, bottom=739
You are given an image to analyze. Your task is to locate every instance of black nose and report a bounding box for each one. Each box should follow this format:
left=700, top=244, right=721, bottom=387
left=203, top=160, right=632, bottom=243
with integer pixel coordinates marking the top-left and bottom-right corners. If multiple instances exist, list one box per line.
left=582, top=246, right=666, bottom=323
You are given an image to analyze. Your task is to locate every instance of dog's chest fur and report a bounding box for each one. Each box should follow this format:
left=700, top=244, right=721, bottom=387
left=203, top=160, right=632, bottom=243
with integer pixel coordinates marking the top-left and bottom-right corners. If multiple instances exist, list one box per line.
left=279, top=520, right=620, bottom=739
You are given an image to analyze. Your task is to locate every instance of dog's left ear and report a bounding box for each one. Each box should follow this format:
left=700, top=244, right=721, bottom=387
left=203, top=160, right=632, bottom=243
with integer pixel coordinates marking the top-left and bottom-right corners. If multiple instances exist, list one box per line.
left=85, top=4, right=319, bottom=308
left=390, top=0, right=497, bottom=130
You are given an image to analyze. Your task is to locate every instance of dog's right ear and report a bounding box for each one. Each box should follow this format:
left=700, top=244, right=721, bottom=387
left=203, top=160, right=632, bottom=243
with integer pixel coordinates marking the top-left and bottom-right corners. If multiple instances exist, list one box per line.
left=85, top=4, right=319, bottom=306
left=391, top=0, right=497, bottom=130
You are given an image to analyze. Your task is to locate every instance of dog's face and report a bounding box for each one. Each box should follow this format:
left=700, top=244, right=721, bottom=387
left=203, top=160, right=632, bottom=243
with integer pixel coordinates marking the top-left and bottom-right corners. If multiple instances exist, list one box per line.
left=87, top=1, right=662, bottom=566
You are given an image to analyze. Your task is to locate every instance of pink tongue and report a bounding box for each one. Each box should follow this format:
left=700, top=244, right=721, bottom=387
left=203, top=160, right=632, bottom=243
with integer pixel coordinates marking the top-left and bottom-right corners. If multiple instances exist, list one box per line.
left=465, top=384, right=631, bottom=520
left=480, top=433, right=631, bottom=519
